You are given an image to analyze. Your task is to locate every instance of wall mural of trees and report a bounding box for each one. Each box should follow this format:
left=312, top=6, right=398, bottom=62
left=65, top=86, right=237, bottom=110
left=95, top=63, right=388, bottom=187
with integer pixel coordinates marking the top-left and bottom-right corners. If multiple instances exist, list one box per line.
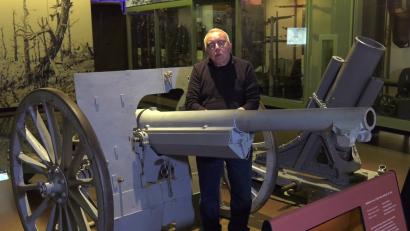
left=0, top=0, right=94, bottom=107
left=0, top=0, right=93, bottom=171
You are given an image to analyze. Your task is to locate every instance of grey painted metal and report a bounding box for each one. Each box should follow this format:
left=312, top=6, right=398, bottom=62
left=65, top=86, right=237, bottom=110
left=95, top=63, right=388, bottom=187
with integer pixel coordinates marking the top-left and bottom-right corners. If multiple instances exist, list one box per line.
left=71, top=67, right=278, bottom=229
left=325, top=36, right=385, bottom=107
left=72, top=67, right=278, bottom=229
left=241, top=105, right=277, bottom=213
left=134, top=125, right=253, bottom=159
left=357, top=77, right=384, bottom=106
left=315, top=56, right=344, bottom=100
left=287, top=56, right=344, bottom=153
left=273, top=36, right=386, bottom=188
left=137, top=107, right=374, bottom=132
left=72, top=67, right=279, bottom=229
left=75, top=67, right=195, bottom=230
left=137, top=107, right=375, bottom=157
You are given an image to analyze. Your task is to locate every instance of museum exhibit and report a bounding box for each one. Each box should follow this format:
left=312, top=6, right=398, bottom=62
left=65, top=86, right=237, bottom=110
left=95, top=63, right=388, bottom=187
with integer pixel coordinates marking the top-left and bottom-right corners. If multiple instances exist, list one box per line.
left=0, top=0, right=409, bottom=230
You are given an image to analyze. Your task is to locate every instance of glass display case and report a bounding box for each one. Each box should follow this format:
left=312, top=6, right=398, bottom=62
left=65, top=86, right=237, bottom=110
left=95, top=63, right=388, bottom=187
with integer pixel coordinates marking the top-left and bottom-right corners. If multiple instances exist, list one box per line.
left=158, top=7, right=192, bottom=67
left=305, top=0, right=354, bottom=99
left=254, top=0, right=306, bottom=100
left=127, top=3, right=193, bottom=69
left=193, top=0, right=305, bottom=100
left=127, top=0, right=305, bottom=101
left=193, top=1, right=235, bottom=61
left=355, top=0, right=410, bottom=132
left=129, top=11, right=156, bottom=68
left=240, top=1, right=266, bottom=95
left=125, top=0, right=410, bottom=132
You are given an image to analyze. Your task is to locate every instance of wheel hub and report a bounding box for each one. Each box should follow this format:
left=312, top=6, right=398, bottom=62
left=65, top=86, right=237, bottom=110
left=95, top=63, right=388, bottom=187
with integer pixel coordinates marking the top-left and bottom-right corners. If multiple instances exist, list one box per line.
left=40, top=166, right=68, bottom=203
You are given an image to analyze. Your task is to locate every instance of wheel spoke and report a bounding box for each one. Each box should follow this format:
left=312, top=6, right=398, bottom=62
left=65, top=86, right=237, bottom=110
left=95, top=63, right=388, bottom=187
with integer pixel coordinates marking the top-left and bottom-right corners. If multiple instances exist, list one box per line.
left=20, top=196, right=37, bottom=230
left=17, top=183, right=41, bottom=193
left=57, top=205, right=63, bottom=231
left=68, top=199, right=91, bottom=231
left=61, top=116, right=74, bottom=170
left=67, top=143, right=86, bottom=178
left=69, top=188, right=98, bottom=221
left=253, top=149, right=267, bottom=155
left=252, top=141, right=267, bottom=149
left=28, top=105, right=56, bottom=164
left=251, top=187, right=258, bottom=199
left=69, top=178, right=94, bottom=188
left=28, top=197, right=51, bottom=223
left=63, top=205, right=74, bottom=231
left=20, top=127, right=51, bottom=163
left=44, top=101, right=63, bottom=164
left=252, top=164, right=267, bottom=176
left=46, top=203, right=57, bottom=231
left=24, top=218, right=37, bottom=231
left=18, top=153, right=48, bottom=173
left=80, top=207, right=92, bottom=231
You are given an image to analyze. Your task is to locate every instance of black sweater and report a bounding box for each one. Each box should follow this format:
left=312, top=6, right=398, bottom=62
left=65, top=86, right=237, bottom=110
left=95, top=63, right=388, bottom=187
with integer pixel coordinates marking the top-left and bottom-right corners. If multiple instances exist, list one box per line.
left=185, top=56, right=260, bottom=110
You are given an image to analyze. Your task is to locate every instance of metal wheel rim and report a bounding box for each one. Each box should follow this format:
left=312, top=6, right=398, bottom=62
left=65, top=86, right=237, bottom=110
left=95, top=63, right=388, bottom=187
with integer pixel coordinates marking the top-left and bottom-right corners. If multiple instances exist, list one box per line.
left=221, top=105, right=278, bottom=214
left=9, top=88, right=113, bottom=231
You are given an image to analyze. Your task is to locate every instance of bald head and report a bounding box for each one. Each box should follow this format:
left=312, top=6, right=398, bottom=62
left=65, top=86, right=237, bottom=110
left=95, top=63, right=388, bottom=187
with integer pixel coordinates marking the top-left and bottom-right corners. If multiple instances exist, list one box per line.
left=203, top=28, right=231, bottom=49
left=203, top=28, right=232, bottom=67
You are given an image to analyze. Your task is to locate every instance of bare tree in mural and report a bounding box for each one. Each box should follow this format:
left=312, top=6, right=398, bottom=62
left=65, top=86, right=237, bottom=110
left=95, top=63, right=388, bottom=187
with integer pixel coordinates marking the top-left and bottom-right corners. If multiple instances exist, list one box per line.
left=0, top=0, right=93, bottom=108
left=38, top=17, right=49, bottom=60
left=0, top=63, right=11, bottom=106
left=36, top=37, right=41, bottom=63
left=32, top=0, right=72, bottom=87
left=22, top=0, right=31, bottom=75
left=31, top=37, right=37, bottom=63
left=60, top=16, right=78, bottom=62
left=66, top=9, right=79, bottom=57
left=12, top=10, right=18, bottom=62
left=67, top=19, right=73, bottom=56
left=0, top=27, right=7, bottom=59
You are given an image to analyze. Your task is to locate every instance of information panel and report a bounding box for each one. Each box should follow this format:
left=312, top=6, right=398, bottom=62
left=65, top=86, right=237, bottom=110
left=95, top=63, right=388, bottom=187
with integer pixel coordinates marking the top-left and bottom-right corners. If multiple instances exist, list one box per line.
left=263, top=171, right=407, bottom=231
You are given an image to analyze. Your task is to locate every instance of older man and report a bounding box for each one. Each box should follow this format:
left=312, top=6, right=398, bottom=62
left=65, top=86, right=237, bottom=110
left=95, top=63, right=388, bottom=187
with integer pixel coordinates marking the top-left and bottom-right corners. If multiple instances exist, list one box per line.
left=185, top=28, right=260, bottom=231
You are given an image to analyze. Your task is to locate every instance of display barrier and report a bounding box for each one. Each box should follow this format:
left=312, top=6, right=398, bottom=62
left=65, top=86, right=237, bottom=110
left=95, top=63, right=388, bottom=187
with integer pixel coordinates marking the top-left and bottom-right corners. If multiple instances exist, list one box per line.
left=402, top=168, right=410, bottom=226
left=263, top=171, right=407, bottom=231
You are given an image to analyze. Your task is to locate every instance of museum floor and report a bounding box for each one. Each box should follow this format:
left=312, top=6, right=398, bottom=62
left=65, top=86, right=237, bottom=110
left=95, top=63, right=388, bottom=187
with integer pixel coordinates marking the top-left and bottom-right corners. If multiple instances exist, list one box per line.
left=0, top=131, right=409, bottom=231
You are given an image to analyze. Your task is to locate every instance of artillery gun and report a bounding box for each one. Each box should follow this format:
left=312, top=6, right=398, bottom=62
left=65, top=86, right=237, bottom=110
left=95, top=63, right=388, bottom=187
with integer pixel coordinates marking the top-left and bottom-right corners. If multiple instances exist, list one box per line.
left=8, top=36, right=384, bottom=230
left=268, top=36, right=386, bottom=199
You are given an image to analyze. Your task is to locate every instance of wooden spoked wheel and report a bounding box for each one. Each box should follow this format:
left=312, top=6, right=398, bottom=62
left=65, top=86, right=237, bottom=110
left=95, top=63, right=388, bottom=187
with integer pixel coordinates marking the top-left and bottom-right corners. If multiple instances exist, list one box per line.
left=9, top=88, right=113, bottom=231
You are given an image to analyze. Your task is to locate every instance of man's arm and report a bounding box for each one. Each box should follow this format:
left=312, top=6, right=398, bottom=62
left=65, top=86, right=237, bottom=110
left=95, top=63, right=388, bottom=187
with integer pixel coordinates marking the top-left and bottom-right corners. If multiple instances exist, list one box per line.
left=185, top=65, right=207, bottom=110
left=241, top=63, right=260, bottom=110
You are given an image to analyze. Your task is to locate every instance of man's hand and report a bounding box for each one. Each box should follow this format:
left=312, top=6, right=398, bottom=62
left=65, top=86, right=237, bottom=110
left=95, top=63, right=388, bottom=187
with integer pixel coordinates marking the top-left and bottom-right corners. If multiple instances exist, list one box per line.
left=238, top=107, right=245, bottom=110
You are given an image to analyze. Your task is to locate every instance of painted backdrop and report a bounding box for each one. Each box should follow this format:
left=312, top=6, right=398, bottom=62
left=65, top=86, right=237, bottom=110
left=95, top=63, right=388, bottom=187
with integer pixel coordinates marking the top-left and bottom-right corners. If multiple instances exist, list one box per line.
left=0, top=0, right=93, bottom=107
left=0, top=0, right=93, bottom=171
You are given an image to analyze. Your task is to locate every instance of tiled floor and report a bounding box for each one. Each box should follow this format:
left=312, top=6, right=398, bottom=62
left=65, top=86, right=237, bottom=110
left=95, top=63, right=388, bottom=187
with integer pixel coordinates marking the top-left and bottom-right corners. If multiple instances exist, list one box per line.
left=0, top=131, right=409, bottom=230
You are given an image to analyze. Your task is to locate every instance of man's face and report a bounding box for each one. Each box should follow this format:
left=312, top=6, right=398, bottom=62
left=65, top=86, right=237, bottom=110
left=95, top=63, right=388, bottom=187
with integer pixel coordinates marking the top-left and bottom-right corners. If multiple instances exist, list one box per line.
left=205, top=32, right=232, bottom=67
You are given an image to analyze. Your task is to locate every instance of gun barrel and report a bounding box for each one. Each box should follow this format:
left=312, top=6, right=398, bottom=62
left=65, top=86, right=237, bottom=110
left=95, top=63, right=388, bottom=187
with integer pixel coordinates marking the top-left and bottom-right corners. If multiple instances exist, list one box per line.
left=135, top=107, right=375, bottom=158
left=136, top=107, right=375, bottom=132
left=325, top=36, right=385, bottom=107
left=236, top=107, right=375, bottom=132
